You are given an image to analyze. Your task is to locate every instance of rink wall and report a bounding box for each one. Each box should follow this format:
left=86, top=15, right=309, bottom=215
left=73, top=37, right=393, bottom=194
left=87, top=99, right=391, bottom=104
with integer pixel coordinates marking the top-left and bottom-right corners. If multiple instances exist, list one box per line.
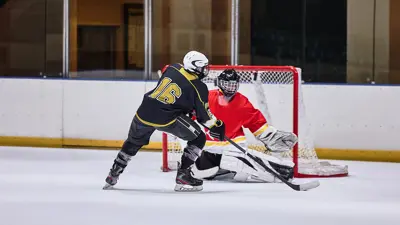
left=0, top=78, right=400, bottom=162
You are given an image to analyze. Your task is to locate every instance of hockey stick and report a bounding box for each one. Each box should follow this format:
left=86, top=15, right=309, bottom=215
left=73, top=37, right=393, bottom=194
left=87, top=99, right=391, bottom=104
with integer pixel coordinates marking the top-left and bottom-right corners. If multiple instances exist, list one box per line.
left=200, top=124, right=320, bottom=191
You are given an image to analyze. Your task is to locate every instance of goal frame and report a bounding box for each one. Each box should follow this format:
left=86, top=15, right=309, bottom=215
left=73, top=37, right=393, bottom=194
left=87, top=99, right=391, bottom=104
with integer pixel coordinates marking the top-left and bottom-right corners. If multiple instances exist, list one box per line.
left=161, top=65, right=347, bottom=178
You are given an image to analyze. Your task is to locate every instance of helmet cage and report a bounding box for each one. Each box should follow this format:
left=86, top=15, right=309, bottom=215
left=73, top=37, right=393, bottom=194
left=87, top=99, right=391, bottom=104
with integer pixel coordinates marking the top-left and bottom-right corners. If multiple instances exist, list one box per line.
left=218, top=79, right=239, bottom=97
left=193, top=64, right=209, bottom=78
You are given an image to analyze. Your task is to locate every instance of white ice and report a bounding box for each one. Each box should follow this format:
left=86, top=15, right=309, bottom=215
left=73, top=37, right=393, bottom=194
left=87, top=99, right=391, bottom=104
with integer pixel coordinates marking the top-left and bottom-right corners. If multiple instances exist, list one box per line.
left=0, top=146, right=399, bottom=225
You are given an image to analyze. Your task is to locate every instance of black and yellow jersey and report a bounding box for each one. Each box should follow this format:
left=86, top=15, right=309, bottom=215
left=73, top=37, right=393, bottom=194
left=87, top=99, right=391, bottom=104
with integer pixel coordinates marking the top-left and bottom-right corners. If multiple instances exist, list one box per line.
left=136, top=63, right=212, bottom=127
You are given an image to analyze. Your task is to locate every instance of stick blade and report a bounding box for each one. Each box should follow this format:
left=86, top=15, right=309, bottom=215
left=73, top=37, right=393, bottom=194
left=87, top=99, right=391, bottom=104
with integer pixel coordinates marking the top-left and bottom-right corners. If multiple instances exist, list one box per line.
left=298, top=180, right=320, bottom=191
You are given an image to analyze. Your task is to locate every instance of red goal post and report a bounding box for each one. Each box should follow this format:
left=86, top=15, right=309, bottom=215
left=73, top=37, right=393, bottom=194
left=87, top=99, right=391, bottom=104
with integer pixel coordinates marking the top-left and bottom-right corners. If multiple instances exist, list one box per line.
left=161, top=65, right=348, bottom=178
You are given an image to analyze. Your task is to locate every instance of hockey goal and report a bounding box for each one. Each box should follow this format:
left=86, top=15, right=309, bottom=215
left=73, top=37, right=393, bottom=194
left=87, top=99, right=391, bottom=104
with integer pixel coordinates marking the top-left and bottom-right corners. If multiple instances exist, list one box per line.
left=161, top=65, right=348, bottom=178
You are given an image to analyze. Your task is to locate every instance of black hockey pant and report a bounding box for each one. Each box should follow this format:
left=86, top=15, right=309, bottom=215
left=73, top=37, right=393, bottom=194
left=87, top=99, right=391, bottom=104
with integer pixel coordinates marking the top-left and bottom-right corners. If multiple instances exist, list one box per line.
left=120, top=115, right=206, bottom=169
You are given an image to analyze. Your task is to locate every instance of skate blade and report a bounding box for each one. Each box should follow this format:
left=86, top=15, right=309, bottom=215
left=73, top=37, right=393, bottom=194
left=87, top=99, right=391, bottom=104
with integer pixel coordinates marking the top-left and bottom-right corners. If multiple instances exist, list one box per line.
left=174, top=184, right=203, bottom=192
left=103, top=183, right=115, bottom=190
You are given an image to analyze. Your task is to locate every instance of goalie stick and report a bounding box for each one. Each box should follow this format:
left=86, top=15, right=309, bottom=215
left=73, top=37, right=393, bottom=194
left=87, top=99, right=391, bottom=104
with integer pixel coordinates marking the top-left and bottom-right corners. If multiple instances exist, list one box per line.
left=200, top=123, right=320, bottom=191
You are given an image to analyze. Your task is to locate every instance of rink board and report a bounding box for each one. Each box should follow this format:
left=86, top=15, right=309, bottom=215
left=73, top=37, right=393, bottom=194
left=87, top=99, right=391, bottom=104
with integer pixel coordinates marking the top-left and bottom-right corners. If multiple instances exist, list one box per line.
left=0, top=78, right=400, bottom=162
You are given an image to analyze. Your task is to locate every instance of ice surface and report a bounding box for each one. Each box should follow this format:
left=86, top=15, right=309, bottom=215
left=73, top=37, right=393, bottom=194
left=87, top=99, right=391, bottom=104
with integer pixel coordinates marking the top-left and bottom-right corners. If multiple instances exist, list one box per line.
left=0, top=146, right=399, bottom=225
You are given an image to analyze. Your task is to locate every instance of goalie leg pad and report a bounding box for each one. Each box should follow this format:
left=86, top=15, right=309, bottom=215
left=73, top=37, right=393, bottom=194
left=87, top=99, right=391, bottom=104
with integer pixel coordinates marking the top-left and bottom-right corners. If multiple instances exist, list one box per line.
left=220, top=150, right=276, bottom=183
left=191, top=151, right=221, bottom=179
left=250, top=149, right=295, bottom=168
left=191, top=163, right=219, bottom=179
left=220, top=149, right=295, bottom=183
left=249, top=150, right=295, bottom=182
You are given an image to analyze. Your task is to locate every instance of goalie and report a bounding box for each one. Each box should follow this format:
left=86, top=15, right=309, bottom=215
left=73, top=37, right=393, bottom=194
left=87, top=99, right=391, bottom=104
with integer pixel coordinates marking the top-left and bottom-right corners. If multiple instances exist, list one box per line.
left=192, top=69, right=298, bottom=183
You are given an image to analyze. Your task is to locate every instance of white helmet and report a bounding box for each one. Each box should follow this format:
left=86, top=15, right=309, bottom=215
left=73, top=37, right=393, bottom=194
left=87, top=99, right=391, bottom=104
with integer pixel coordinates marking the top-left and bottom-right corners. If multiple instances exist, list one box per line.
left=183, top=51, right=209, bottom=79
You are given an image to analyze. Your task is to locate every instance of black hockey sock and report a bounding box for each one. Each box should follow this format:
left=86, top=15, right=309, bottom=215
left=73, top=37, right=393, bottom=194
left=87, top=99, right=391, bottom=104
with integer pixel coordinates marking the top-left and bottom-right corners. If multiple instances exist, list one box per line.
left=111, top=151, right=132, bottom=174
left=180, top=145, right=201, bottom=169
left=180, top=156, right=194, bottom=170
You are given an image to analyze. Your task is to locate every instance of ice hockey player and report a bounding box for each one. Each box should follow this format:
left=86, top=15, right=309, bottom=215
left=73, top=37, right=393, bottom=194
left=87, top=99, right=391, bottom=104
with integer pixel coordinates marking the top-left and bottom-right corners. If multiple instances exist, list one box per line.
left=103, top=51, right=225, bottom=192
left=191, top=68, right=298, bottom=183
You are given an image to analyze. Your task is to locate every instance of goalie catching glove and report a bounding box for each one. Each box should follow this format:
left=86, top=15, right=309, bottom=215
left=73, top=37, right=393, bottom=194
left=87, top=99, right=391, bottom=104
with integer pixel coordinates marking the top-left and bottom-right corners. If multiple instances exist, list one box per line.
left=256, top=125, right=298, bottom=152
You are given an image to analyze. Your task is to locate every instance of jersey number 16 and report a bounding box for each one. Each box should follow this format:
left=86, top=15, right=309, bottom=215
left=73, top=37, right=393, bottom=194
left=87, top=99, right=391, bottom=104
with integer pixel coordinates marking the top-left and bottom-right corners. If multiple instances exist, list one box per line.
left=149, top=77, right=182, bottom=104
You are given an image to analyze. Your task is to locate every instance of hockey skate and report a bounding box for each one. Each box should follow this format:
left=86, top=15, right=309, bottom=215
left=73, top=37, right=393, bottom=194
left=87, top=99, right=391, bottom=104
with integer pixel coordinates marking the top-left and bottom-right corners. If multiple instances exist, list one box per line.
left=103, top=163, right=125, bottom=190
left=175, top=166, right=203, bottom=192
left=103, top=151, right=132, bottom=189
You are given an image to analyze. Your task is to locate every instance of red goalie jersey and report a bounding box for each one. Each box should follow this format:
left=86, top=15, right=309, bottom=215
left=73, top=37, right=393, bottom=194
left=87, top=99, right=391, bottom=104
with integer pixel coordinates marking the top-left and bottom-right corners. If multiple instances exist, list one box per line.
left=204, top=89, right=268, bottom=154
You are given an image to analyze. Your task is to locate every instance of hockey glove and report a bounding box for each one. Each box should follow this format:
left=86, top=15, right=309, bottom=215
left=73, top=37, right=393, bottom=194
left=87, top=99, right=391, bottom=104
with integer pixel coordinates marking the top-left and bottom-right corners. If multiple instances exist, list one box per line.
left=209, top=120, right=225, bottom=141
left=257, top=126, right=298, bottom=152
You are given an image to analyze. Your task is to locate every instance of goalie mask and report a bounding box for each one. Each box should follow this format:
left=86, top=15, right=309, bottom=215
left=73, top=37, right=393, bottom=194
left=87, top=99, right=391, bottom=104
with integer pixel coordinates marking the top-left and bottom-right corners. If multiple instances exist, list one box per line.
left=217, top=69, right=240, bottom=98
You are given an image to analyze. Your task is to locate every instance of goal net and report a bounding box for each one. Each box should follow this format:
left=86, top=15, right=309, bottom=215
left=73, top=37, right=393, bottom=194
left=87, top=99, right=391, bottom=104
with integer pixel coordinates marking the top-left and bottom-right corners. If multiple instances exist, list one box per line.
left=161, top=65, right=348, bottom=178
